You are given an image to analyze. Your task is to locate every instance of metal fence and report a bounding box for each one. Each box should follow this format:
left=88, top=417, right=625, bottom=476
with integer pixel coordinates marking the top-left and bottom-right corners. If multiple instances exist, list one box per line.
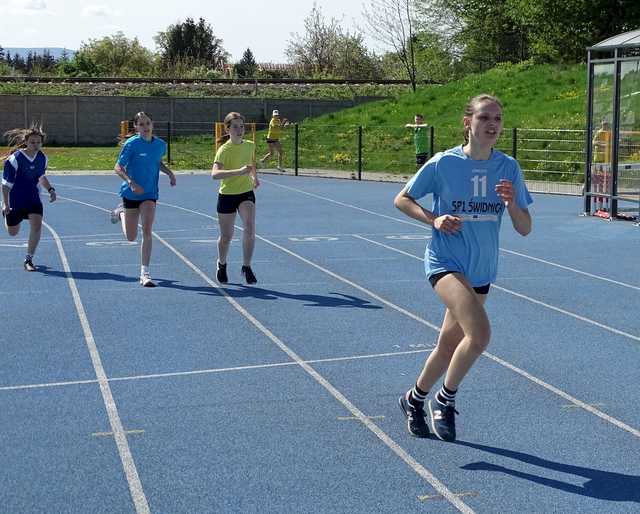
left=127, top=121, right=587, bottom=195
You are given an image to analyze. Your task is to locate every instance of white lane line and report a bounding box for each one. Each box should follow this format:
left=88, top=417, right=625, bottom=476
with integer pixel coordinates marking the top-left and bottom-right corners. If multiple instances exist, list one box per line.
left=43, top=221, right=150, bottom=514
left=149, top=200, right=640, bottom=440
left=59, top=189, right=640, bottom=439
left=500, top=248, right=640, bottom=291
left=262, top=179, right=639, bottom=291
left=0, top=378, right=99, bottom=391
left=353, top=234, right=640, bottom=344
left=149, top=229, right=474, bottom=513
left=351, top=234, right=640, bottom=439
left=260, top=178, right=430, bottom=230
left=0, top=348, right=434, bottom=393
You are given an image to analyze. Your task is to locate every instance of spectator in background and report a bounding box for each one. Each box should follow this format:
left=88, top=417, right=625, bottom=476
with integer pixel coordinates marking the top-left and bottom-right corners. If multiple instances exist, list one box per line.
left=260, top=109, right=290, bottom=172
left=405, top=114, right=430, bottom=169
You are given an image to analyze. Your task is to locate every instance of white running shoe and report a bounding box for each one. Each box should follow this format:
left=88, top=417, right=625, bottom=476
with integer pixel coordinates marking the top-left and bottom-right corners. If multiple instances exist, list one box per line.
left=139, top=273, right=156, bottom=287
left=110, top=203, right=124, bottom=224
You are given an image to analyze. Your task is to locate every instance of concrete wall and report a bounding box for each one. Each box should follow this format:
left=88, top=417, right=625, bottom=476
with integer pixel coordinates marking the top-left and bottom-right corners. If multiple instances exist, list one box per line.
left=0, top=95, right=383, bottom=145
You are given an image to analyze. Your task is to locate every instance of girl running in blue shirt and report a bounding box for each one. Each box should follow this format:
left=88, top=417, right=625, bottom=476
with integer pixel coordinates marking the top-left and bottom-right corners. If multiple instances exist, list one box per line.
left=2, top=125, right=56, bottom=271
left=395, top=94, right=533, bottom=441
left=110, top=112, right=176, bottom=287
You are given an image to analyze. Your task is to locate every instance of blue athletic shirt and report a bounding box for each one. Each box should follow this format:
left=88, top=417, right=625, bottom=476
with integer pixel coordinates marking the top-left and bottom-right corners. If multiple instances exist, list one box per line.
left=2, top=150, right=48, bottom=209
left=405, top=145, right=533, bottom=287
left=117, top=135, right=167, bottom=201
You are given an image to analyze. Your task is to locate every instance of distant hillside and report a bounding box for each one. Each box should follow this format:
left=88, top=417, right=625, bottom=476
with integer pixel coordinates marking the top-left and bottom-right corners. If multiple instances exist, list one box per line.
left=2, top=48, right=76, bottom=60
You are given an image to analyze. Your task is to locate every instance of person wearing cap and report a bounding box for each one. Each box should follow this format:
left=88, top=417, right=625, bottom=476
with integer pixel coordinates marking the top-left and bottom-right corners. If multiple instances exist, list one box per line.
left=260, top=109, right=290, bottom=172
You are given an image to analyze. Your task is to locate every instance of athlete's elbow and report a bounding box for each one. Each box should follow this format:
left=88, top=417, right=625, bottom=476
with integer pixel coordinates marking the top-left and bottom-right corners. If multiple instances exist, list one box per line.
left=393, top=192, right=407, bottom=210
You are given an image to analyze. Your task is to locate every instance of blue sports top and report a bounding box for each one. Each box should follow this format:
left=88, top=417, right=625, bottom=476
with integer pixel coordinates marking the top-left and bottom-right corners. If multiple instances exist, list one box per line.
left=405, top=145, right=533, bottom=287
left=2, top=150, right=48, bottom=209
left=117, top=135, right=167, bottom=201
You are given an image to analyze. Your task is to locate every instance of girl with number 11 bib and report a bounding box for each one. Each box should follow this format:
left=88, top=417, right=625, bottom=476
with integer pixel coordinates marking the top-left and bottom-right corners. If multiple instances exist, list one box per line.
left=395, top=94, right=533, bottom=442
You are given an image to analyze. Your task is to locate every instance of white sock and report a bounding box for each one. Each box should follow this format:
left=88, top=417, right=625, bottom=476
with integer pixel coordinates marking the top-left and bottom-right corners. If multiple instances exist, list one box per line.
left=141, top=265, right=149, bottom=275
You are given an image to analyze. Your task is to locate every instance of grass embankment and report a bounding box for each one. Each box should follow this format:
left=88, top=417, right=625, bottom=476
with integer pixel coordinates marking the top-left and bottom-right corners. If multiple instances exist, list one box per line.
left=30, top=62, right=589, bottom=177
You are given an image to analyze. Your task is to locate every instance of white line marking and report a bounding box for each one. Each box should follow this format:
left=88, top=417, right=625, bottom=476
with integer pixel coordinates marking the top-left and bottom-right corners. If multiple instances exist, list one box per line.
left=0, top=378, right=99, bottom=391
left=149, top=230, right=474, bottom=513
left=501, top=248, right=640, bottom=291
left=262, top=179, right=639, bottom=291
left=562, top=402, right=605, bottom=410
left=85, top=241, right=138, bottom=247
left=93, top=430, right=145, bottom=437
left=351, top=234, right=640, bottom=438
left=261, top=178, right=430, bottom=230
left=0, top=349, right=434, bottom=393
left=353, top=234, right=640, bottom=344
left=337, top=415, right=385, bottom=421
left=59, top=187, right=640, bottom=440
left=43, top=221, right=150, bottom=514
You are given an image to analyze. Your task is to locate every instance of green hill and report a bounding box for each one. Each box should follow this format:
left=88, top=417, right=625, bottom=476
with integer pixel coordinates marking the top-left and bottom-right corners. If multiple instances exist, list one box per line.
left=311, top=62, right=587, bottom=129
left=291, top=62, right=588, bottom=179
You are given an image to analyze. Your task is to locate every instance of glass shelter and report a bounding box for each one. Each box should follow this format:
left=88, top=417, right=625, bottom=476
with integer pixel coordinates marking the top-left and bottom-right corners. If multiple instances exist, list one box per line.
left=585, top=29, right=640, bottom=220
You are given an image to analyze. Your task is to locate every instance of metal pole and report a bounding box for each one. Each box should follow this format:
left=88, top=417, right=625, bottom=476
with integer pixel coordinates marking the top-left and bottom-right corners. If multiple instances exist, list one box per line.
left=611, top=52, right=621, bottom=218
left=167, top=121, right=172, bottom=164
left=511, top=127, right=518, bottom=159
left=429, top=126, right=435, bottom=158
left=294, top=123, right=299, bottom=176
left=584, top=54, right=595, bottom=215
left=358, top=126, right=363, bottom=180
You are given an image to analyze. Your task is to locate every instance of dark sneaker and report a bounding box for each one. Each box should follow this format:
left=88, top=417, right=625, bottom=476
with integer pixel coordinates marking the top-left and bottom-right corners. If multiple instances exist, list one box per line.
left=241, top=265, right=257, bottom=284
left=23, top=258, right=36, bottom=272
left=398, top=395, right=430, bottom=438
left=428, top=399, right=458, bottom=442
left=216, top=262, right=228, bottom=283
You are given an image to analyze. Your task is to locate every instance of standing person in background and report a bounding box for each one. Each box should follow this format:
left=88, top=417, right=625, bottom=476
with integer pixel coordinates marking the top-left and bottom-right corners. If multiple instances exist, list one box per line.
left=110, top=111, right=176, bottom=287
left=591, top=119, right=612, bottom=214
left=212, top=111, right=260, bottom=285
left=405, top=114, right=430, bottom=169
left=260, top=109, right=290, bottom=172
left=1, top=125, right=56, bottom=271
left=395, top=94, right=533, bottom=441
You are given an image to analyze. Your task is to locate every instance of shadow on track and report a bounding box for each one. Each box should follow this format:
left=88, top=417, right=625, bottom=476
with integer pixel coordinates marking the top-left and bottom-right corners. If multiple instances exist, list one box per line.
left=458, top=440, right=640, bottom=502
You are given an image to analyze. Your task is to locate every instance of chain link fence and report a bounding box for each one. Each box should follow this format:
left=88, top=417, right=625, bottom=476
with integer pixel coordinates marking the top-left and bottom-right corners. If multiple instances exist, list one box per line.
left=128, top=121, right=587, bottom=194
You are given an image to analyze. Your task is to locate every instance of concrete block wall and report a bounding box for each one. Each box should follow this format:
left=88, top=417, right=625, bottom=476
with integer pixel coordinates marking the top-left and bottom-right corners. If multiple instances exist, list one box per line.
left=0, top=95, right=383, bottom=145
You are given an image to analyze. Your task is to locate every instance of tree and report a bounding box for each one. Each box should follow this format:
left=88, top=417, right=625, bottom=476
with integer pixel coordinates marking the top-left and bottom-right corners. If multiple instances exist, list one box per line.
left=155, top=17, right=229, bottom=71
left=415, top=0, right=640, bottom=70
left=286, top=4, right=381, bottom=79
left=73, top=32, right=155, bottom=76
left=362, top=0, right=419, bottom=90
left=235, top=48, right=257, bottom=78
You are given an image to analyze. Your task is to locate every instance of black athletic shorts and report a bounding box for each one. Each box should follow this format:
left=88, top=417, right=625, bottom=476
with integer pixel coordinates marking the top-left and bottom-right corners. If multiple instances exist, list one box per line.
left=4, top=202, right=43, bottom=227
left=217, top=190, right=255, bottom=214
left=416, top=153, right=429, bottom=166
left=266, top=138, right=279, bottom=144
left=429, top=271, right=490, bottom=295
left=123, top=197, right=156, bottom=209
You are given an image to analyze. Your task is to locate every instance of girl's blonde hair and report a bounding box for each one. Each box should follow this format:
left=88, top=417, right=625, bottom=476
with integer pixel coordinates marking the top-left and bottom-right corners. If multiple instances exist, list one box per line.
left=217, top=112, right=245, bottom=144
left=463, top=94, right=503, bottom=144
left=2, top=124, right=46, bottom=159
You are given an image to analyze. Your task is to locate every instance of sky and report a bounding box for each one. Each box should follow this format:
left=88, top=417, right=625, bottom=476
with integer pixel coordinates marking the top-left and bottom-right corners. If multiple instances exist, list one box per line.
left=0, top=0, right=377, bottom=63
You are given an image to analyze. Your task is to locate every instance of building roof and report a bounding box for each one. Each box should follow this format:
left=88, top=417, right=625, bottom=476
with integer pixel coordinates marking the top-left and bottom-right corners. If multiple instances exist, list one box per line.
left=589, top=28, right=640, bottom=50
